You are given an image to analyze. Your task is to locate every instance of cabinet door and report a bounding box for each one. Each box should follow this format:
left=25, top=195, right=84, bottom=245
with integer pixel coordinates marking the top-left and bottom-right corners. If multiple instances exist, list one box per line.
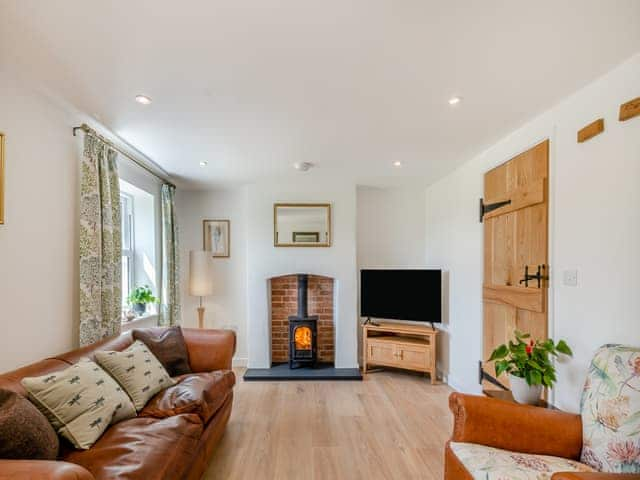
left=368, top=341, right=397, bottom=366
left=397, top=344, right=429, bottom=371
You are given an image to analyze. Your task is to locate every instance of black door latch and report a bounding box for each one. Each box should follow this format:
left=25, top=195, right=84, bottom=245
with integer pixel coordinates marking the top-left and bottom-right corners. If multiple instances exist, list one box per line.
left=519, top=265, right=548, bottom=288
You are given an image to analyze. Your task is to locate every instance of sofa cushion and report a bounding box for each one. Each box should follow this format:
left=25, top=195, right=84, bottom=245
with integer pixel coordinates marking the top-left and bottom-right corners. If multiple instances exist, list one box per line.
left=21, top=359, right=136, bottom=449
left=64, top=414, right=203, bottom=480
left=95, top=340, right=176, bottom=411
left=449, top=442, right=595, bottom=480
left=0, top=389, right=59, bottom=459
left=580, top=344, right=640, bottom=473
left=132, top=327, right=192, bottom=377
left=140, top=371, right=235, bottom=424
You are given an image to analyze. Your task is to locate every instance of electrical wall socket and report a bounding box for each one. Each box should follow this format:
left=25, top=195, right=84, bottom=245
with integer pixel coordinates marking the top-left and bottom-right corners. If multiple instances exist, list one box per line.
left=563, top=269, right=578, bottom=287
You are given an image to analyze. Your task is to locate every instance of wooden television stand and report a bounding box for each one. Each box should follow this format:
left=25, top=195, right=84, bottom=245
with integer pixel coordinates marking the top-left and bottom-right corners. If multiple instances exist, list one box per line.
left=362, top=321, right=438, bottom=384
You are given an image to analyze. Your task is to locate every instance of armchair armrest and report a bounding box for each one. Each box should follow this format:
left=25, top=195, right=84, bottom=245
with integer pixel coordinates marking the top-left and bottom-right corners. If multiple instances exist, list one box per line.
left=0, top=460, right=94, bottom=480
left=449, top=392, right=583, bottom=459
left=182, top=328, right=236, bottom=372
left=552, top=474, right=640, bottom=479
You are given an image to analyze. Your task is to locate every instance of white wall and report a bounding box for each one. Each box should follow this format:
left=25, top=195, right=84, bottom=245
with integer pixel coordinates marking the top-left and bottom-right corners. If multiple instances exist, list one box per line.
left=0, top=71, right=168, bottom=372
left=356, top=186, right=433, bottom=368
left=246, top=179, right=358, bottom=369
left=177, top=180, right=358, bottom=369
left=0, top=73, right=80, bottom=371
left=425, top=53, right=640, bottom=412
left=356, top=186, right=427, bottom=268
left=176, top=188, right=249, bottom=365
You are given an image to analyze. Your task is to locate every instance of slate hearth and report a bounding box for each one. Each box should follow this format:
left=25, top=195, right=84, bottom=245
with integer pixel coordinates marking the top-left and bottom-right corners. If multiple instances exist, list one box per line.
left=243, top=363, right=362, bottom=381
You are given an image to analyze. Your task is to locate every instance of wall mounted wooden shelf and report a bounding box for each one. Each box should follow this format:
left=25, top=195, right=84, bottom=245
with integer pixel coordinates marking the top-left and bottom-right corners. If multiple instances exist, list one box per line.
left=619, top=97, right=640, bottom=122
left=577, top=118, right=604, bottom=143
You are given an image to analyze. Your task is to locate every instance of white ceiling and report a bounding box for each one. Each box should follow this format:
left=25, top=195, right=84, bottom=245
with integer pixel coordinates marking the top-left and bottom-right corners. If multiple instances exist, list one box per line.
left=2, top=0, right=639, bottom=189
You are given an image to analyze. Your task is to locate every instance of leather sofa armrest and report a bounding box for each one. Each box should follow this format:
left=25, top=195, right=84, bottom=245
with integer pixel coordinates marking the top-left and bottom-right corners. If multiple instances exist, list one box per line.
left=182, top=328, right=236, bottom=372
left=552, top=474, right=640, bottom=479
left=449, top=392, right=583, bottom=459
left=0, top=460, right=94, bottom=480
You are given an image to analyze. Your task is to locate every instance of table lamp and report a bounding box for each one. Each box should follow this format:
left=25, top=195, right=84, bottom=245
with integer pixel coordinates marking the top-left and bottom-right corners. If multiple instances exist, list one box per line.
left=189, top=250, right=214, bottom=328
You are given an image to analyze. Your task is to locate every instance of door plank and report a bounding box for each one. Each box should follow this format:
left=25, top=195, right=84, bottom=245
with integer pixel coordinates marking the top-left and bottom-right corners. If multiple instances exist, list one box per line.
left=483, top=302, right=516, bottom=388
left=483, top=284, right=544, bottom=313
left=482, top=179, right=545, bottom=221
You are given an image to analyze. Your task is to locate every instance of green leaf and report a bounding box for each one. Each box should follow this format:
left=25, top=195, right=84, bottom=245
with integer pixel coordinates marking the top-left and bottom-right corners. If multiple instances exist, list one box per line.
left=527, top=359, right=544, bottom=371
left=495, top=361, right=510, bottom=377
left=556, top=340, right=573, bottom=357
left=529, top=370, right=542, bottom=386
left=489, top=344, right=509, bottom=361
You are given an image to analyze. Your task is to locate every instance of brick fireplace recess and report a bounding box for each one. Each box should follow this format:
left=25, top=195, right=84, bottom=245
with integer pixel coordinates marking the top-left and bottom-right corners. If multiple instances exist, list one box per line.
left=270, top=274, right=334, bottom=366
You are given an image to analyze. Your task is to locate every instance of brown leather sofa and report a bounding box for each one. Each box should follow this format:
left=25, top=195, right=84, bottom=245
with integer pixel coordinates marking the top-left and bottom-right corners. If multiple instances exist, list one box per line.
left=0, top=328, right=236, bottom=480
left=445, top=393, right=640, bottom=480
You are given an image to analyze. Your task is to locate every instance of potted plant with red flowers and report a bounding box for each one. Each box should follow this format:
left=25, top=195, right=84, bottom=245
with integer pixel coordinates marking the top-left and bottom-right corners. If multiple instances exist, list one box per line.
left=488, top=330, right=573, bottom=404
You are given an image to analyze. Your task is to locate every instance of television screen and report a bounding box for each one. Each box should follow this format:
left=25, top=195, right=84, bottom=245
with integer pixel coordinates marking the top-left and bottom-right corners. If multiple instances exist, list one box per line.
left=360, top=269, right=441, bottom=323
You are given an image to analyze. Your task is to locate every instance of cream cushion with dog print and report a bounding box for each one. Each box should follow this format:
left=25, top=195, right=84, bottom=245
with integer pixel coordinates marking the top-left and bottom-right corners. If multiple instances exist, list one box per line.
left=95, top=340, right=175, bottom=411
left=21, top=359, right=136, bottom=449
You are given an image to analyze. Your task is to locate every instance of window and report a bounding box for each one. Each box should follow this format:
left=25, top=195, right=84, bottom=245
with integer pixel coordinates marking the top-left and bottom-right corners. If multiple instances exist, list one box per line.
left=119, top=178, right=158, bottom=321
left=120, top=192, right=134, bottom=308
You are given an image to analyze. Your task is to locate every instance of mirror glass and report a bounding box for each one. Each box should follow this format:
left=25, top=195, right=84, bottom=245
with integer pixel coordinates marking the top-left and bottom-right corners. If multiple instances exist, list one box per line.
left=274, top=204, right=331, bottom=247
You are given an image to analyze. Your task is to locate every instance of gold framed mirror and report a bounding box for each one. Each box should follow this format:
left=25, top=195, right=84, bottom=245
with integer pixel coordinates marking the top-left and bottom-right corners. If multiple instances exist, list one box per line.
left=274, top=203, right=331, bottom=247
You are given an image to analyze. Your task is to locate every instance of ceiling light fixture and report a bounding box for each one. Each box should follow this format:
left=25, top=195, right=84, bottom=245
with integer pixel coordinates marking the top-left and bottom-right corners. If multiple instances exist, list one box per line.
left=293, top=162, right=314, bottom=172
left=448, top=96, right=461, bottom=105
left=135, top=95, right=152, bottom=105
left=199, top=161, right=208, bottom=167
left=392, top=161, right=402, bottom=167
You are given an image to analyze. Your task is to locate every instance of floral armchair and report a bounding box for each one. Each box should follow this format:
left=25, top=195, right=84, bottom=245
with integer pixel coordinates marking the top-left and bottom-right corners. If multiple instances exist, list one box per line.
left=445, top=344, right=640, bottom=479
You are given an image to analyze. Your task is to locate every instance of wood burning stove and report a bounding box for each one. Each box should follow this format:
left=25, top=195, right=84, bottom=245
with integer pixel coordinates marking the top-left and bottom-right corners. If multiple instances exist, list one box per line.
left=288, top=274, right=318, bottom=369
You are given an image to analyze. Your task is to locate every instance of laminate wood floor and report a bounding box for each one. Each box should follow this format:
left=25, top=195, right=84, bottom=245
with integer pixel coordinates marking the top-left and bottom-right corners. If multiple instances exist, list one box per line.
left=203, top=368, right=453, bottom=480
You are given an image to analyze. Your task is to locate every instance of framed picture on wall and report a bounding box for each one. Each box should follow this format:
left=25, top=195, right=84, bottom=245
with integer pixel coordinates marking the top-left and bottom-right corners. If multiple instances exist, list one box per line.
left=293, top=232, right=320, bottom=243
left=203, top=219, right=230, bottom=258
left=0, top=133, right=4, bottom=225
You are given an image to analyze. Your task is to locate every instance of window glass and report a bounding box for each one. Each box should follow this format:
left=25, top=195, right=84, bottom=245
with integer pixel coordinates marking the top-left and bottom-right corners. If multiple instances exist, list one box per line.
left=120, top=192, right=134, bottom=308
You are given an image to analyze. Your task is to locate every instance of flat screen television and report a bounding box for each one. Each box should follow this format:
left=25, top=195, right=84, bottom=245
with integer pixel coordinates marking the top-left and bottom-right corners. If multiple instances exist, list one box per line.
left=360, top=269, right=441, bottom=323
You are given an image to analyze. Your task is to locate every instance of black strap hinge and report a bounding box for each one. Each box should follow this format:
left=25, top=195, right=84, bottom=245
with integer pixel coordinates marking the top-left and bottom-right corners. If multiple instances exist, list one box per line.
left=479, top=198, right=511, bottom=222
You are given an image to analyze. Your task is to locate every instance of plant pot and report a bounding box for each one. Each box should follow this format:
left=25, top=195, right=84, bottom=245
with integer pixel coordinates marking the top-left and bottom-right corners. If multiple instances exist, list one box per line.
left=132, top=303, right=147, bottom=316
left=509, top=374, right=543, bottom=405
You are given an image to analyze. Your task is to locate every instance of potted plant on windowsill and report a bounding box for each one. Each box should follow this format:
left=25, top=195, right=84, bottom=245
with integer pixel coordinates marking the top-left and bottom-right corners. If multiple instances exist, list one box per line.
left=128, top=285, right=158, bottom=317
left=488, top=330, right=573, bottom=405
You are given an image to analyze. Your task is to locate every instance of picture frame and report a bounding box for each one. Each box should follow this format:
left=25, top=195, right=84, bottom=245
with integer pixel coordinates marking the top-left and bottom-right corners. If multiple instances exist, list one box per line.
left=0, top=133, right=4, bottom=225
left=203, top=219, right=230, bottom=258
left=293, top=232, right=320, bottom=243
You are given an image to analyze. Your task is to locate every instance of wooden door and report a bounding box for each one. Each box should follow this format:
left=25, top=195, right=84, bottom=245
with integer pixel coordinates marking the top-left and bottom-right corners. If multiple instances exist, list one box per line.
left=481, top=140, right=549, bottom=391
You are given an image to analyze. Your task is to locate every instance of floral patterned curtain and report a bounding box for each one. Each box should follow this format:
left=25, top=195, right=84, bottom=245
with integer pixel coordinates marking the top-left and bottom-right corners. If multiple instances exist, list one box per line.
left=160, top=184, right=180, bottom=326
left=79, top=135, right=122, bottom=346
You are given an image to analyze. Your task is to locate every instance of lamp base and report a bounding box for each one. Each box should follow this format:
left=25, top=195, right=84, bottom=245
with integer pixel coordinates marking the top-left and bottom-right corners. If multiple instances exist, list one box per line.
left=197, top=306, right=205, bottom=329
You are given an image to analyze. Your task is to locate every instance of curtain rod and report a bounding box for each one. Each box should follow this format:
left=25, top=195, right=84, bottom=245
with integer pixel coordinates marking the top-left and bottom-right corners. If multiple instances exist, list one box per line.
left=73, top=123, right=176, bottom=188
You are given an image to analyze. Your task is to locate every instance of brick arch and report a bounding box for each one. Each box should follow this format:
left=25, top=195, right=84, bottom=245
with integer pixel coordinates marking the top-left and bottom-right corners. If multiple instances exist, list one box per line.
left=269, top=274, right=334, bottom=364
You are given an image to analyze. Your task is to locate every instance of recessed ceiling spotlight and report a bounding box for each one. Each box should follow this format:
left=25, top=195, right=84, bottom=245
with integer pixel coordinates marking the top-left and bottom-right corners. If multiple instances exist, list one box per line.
left=293, top=162, right=314, bottom=172
left=199, top=161, right=208, bottom=167
left=135, top=95, right=152, bottom=105
left=448, top=96, right=461, bottom=105
left=392, top=161, right=402, bottom=168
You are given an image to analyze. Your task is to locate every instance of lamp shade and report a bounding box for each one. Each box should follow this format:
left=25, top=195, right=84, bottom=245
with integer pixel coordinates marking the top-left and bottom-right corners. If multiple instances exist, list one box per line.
left=189, top=251, right=214, bottom=297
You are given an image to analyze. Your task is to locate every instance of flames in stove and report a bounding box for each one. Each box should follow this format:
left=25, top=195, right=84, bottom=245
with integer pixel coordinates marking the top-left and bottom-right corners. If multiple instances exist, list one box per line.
left=288, top=274, right=318, bottom=368
left=294, top=326, right=312, bottom=351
